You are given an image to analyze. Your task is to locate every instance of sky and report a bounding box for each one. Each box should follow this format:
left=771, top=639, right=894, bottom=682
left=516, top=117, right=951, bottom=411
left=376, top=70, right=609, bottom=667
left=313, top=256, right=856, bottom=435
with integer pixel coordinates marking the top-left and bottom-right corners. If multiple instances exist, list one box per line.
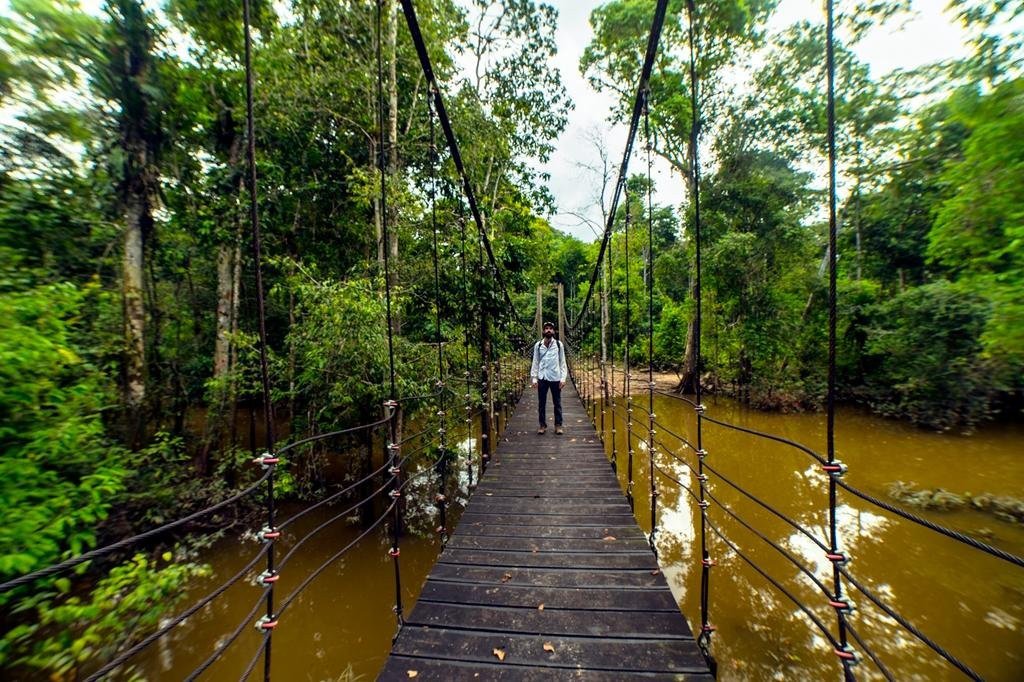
left=539, top=0, right=978, bottom=241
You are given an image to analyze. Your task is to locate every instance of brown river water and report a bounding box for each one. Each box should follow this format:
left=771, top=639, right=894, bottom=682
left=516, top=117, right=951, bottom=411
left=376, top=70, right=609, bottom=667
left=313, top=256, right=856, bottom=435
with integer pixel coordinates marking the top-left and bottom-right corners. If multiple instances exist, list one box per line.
left=134, top=391, right=1024, bottom=681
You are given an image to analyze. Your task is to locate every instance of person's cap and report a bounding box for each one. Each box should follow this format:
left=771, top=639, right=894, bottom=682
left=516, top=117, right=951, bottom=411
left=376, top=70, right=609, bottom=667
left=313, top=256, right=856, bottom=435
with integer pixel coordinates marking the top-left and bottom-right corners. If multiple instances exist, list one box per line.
left=542, top=321, right=555, bottom=330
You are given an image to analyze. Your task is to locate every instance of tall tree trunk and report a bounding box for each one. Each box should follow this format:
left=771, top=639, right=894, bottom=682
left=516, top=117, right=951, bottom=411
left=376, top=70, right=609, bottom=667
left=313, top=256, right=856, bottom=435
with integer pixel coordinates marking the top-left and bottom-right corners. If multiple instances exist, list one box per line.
left=123, top=195, right=146, bottom=441
left=386, top=0, right=399, bottom=289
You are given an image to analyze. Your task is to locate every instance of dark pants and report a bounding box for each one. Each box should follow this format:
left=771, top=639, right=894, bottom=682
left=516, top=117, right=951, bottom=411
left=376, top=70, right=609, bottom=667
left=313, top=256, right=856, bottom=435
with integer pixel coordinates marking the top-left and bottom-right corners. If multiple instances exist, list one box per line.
left=537, top=379, right=563, bottom=428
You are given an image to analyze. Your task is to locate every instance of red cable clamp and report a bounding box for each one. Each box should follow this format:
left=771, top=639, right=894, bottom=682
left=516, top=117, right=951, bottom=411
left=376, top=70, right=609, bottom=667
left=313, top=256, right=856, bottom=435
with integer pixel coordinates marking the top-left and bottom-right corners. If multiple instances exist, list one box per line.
left=828, top=598, right=856, bottom=614
left=833, top=645, right=858, bottom=663
left=822, top=461, right=847, bottom=477
left=826, top=551, right=849, bottom=566
left=259, top=527, right=281, bottom=542
left=696, top=473, right=708, bottom=483
left=388, top=443, right=400, bottom=454
left=255, top=615, right=278, bottom=630
left=701, top=557, right=717, bottom=567
left=389, top=489, right=401, bottom=500
left=436, top=409, right=445, bottom=417
left=695, top=404, right=707, bottom=414
left=389, top=466, right=401, bottom=476
left=435, top=525, right=445, bottom=534
left=252, top=453, right=279, bottom=469
left=383, top=399, right=398, bottom=409
left=699, top=500, right=710, bottom=510
left=435, top=493, right=446, bottom=504
left=700, top=623, right=717, bottom=633
left=257, top=570, right=279, bottom=586
left=697, top=449, right=708, bottom=458
left=651, top=490, right=660, bottom=499
left=388, top=547, right=400, bottom=558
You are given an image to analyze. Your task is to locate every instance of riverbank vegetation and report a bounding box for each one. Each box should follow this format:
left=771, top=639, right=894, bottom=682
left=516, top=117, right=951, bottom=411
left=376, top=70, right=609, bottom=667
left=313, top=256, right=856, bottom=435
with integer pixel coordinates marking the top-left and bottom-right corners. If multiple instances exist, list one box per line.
left=0, top=0, right=1020, bottom=677
left=581, top=1, right=1023, bottom=431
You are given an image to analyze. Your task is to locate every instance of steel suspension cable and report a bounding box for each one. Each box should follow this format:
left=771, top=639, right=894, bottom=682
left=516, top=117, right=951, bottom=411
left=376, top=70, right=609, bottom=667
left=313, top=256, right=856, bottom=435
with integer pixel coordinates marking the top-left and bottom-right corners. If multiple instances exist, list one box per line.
left=573, top=0, right=671, bottom=328
left=428, top=91, right=450, bottom=545
left=643, top=88, right=658, bottom=557
left=624, top=187, right=634, bottom=511
left=241, top=3, right=277, bottom=677
left=375, top=0, right=403, bottom=630
left=685, top=1, right=714, bottom=665
left=824, top=1, right=854, bottom=674
left=398, top=0, right=523, bottom=329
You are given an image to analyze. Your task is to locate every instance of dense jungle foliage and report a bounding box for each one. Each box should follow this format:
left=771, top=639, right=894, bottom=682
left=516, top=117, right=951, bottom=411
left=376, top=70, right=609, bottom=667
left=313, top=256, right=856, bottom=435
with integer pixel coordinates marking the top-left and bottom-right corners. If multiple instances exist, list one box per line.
left=0, top=0, right=1020, bottom=677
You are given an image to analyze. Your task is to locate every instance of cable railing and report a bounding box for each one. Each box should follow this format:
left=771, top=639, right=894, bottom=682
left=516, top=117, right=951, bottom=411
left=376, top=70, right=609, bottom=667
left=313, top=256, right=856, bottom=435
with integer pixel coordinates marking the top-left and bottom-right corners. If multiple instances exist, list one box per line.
left=570, top=352, right=1016, bottom=681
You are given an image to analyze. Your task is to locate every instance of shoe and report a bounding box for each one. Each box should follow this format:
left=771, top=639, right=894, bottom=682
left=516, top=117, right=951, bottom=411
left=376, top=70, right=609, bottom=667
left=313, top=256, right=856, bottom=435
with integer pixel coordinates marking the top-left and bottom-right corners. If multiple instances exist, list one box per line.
left=537, top=425, right=547, bottom=434
left=555, top=426, right=564, bottom=435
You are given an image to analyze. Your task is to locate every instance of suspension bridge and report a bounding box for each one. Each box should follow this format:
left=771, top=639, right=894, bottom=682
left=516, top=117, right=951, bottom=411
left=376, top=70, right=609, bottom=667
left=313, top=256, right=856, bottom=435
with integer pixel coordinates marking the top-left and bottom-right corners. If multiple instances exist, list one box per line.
left=2, top=0, right=1022, bottom=680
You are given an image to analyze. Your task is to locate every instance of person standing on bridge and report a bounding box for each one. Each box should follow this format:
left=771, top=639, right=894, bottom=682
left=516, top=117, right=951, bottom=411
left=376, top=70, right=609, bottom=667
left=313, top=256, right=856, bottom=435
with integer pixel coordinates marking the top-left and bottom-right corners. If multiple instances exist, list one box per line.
left=531, top=321, right=568, bottom=435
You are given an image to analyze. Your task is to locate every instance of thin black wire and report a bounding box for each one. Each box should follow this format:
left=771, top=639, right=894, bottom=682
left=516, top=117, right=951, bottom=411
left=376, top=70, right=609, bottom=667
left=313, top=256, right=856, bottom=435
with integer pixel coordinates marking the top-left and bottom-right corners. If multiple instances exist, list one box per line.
left=835, top=480, right=1024, bottom=567
left=276, top=501, right=396, bottom=616
left=572, top=0, right=672, bottom=327
left=845, top=622, right=895, bottom=682
left=277, top=460, right=391, bottom=531
left=823, top=1, right=852, bottom=674
left=83, top=544, right=270, bottom=681
left=376, top=0, right=404, bottom=629
left=684, top=2, right=713, bottom=660
left=238, top=632, right=271, bottom=682
left=428, top=89, right=450, bottom=544
left=241, top=4, right=276, bottom=676
left=0, top=469, right=271, bottom=593
left=702, top=460, right=830, bottom=552
left=839, top=566, right=982, bottom=680
left=275, top=412, right=393, bottom=455
left=702, top=485, right=833, bottom=599
left=398, top=0, right=523, bottom=328
left=706, top=517, right=839, bottom=649
left=700, top=413, right=829, bottom=466
left=184, top=589, right=269, bottom=682
left=276, top=478, right=393, bottom=572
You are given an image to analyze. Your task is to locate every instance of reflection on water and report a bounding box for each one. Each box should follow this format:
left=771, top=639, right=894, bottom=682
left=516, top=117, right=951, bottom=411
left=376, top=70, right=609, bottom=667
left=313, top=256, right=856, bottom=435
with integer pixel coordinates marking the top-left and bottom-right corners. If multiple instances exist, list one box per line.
left=593, top=392, right=1024, bottom=681
left=133, top=395, right=1023, bottom=681
left=133, top=425, right=483, bottom=681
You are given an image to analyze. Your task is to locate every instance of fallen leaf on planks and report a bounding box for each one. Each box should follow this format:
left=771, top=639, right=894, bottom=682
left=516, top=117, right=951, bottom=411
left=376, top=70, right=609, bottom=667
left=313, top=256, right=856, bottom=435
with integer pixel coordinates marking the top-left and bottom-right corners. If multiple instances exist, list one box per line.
left=407, top=672, right=418, bottom=678
left=603, top=535, right=617, bottom=542
left=501, top=572, right=513, bottom=582
left=543, top=642, right=556, bottom=653
left=493, top=648, right=506, bottom=662
left=538, top=603, right=545, bottom=610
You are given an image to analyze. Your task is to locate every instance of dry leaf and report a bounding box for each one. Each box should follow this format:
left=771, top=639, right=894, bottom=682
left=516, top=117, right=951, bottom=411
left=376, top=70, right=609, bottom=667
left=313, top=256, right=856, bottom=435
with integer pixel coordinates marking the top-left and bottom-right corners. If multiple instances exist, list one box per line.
left=537, top=603, right=545, bottom=611
left=543, top=642, right=556, bottom=653
left=493, top=648, right=506, bottom=662
left=650, top=568, right=661, bottom=576
left=602, top=535, right=617, bottom=542
left=485, top=492, right=493, bottom=496
left=407, top=672, right=418, bottom=679
left=501, top=572, right=513, bottom=583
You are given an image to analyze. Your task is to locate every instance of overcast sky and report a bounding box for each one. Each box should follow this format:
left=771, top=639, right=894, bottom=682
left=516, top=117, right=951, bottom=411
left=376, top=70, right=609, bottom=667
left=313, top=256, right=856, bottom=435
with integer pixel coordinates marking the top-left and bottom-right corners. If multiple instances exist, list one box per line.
left=539, top=0, right=978, bottom=241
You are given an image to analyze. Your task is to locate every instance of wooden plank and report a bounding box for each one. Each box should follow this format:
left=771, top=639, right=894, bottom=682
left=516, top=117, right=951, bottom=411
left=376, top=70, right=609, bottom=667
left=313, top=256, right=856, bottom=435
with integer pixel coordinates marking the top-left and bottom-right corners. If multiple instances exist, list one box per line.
left=380, top=380, right=711, bottom=678
left=450, top=523, right=645, bottom=540
left=379, top=656, right=714, bottom=681
left=438, top=549, right=658, bottom=570
left=392, top=628, right=709, bottom=673
left=446, top=535, right=651, bottom=554
left=418, top=582, right=680, bottom=611
left=404, top=602, right=693, bottom=639
left=457, top=512, right=637, bottom=526
left=426, top=565, right=668, bottom=589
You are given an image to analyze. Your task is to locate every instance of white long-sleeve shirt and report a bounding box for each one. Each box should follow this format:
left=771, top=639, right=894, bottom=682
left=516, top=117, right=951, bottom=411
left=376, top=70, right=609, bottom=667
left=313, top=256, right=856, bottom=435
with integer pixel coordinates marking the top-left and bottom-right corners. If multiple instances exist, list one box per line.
left=531, top=338, right=567, bottom=383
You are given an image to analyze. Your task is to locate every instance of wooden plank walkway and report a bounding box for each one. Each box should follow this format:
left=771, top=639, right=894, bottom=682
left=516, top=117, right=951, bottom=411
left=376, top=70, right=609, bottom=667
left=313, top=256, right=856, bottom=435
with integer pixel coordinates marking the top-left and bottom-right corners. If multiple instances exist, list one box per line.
left=379, top=381, right=713, bottom=680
